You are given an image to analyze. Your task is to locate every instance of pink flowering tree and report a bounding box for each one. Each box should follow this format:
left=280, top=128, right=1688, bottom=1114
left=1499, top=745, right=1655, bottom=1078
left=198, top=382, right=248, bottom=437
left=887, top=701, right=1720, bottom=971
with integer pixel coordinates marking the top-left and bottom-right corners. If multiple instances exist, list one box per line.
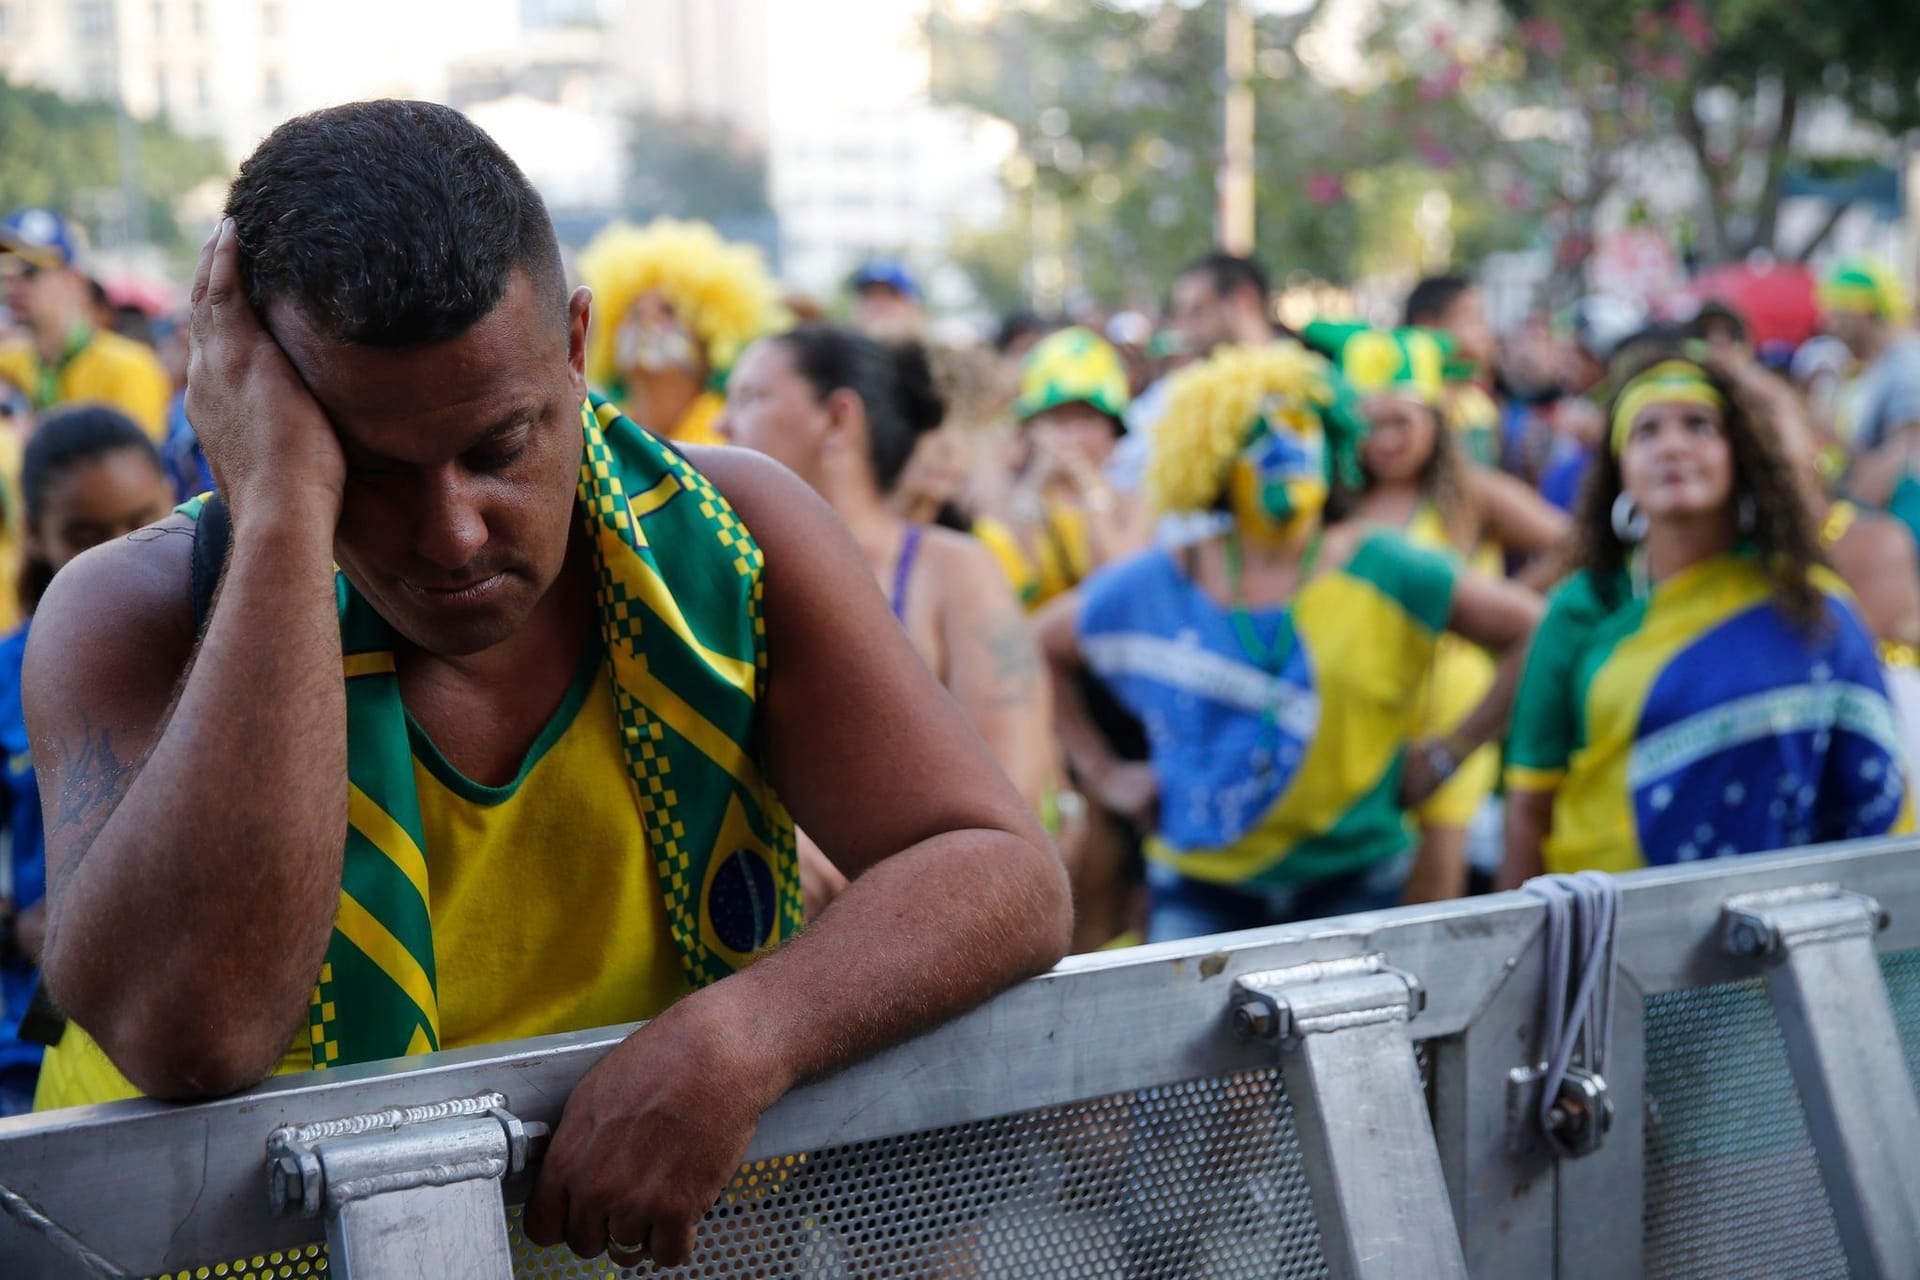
left=1490, top=0, right=1920, bottom=268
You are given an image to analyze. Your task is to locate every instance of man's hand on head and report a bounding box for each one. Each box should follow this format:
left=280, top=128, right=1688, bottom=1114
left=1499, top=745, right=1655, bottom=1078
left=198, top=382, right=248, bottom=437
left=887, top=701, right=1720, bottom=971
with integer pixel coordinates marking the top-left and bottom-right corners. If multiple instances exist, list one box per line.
left=186, top=218, right=345, bottom=526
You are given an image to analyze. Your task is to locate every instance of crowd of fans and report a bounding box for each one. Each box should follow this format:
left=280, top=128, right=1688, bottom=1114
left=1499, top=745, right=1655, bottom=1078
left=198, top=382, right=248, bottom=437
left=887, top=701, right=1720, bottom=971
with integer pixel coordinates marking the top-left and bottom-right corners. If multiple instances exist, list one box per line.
left=3, top=184, right=1919, bottom=1119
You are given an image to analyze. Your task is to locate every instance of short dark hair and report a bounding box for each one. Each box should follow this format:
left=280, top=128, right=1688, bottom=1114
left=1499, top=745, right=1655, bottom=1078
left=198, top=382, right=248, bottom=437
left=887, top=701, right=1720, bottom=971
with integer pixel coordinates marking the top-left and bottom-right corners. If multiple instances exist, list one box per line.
left=1404, top=275, right=1473, bottom=328
left=1175, top=251, right=1270, bottom=306
left=22, top=404, right=165, bottom=609
left=774, top=325, right=945, bottom=492
left=25, top=403, right=162, bottom=526
left=225, top=99, right=566, bottom=347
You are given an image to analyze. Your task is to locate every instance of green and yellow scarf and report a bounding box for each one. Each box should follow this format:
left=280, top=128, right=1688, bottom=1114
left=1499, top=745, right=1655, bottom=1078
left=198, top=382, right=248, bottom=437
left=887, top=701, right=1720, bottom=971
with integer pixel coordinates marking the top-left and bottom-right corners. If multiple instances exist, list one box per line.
left=183, top=395, right=799, bottom=1066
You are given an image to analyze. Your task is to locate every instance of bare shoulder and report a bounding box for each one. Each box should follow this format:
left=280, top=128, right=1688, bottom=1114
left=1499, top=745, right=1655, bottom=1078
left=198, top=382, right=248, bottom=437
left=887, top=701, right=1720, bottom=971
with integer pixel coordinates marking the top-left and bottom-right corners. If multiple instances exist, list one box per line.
left=918, top=526, right=1017, bottom=604
left=1840, top=509, right=1920, bottom=568
left=683, top=445, right=839, bottom=559
left=26, top=513, right=199, bottom=721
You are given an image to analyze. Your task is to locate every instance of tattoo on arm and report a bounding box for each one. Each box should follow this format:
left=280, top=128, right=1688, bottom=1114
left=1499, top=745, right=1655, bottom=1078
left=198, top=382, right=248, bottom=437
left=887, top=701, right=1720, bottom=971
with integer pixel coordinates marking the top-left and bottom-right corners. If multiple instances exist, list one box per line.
left=976, top=614, right=1043, bottom=710
left=46, top=714, right=142, bottom=898
left=53, top=715, right=137, bottom=834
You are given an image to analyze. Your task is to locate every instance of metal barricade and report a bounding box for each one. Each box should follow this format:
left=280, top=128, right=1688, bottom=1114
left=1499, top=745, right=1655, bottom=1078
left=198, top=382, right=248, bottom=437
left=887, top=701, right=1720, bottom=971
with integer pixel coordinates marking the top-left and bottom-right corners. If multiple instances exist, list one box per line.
left=5, top=836, right=1920, bottom=1278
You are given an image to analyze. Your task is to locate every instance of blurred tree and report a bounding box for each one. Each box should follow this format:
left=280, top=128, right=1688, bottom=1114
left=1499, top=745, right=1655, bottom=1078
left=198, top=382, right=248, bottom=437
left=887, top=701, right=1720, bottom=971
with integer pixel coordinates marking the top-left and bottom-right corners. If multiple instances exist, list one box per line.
left=622, top=109, right=772, bottom=229
left=930, top=0, right=1920, bottom=312
left=1489, top=0, right=1920, bottom=266
left=926, top=0, right=1532, bottom=310
left=0, top=78, right=227, bottom=252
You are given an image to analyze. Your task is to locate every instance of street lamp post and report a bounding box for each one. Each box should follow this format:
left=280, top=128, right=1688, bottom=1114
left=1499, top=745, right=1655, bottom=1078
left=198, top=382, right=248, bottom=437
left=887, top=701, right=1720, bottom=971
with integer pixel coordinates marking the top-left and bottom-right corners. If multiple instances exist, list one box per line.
left=1219, top=0, right=1255, bottom=256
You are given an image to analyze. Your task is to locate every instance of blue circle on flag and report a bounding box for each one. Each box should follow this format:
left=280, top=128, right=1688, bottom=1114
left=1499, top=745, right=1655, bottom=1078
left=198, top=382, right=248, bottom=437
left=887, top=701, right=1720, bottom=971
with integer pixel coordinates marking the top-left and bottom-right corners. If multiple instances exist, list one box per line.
left=708, top=848, right=777, bottom=953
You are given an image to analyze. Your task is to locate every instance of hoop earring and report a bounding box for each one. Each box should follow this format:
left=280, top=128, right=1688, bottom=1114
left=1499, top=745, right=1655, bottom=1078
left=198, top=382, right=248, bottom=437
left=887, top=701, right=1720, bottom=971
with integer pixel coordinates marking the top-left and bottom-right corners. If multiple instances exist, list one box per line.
left=1611, top=491, right=1649, bottom=543
left=1737, top=495, right=1757, bottom=534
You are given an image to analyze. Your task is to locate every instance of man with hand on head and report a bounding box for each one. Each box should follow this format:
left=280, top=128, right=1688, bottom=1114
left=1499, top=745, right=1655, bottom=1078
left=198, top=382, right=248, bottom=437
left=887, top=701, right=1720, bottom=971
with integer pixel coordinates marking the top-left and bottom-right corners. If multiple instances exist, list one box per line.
left=24, top=100, right=1069, bottom=1270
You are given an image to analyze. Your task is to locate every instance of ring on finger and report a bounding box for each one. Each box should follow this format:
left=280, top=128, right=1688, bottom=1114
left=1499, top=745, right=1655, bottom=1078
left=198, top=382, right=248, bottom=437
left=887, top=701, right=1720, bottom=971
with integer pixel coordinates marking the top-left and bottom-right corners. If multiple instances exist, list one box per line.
left=607, top=1227, right=649, bottom=1258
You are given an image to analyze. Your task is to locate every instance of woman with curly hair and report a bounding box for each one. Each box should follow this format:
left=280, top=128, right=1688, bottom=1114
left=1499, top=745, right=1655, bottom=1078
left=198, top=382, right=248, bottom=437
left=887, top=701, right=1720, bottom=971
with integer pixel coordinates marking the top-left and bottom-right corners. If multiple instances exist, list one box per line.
left=576, top=218, right=785, bottom=445
left=1305, top=323, right=1567, bottom=900
left=1500, top=348, right=1909, bottom=885
left=1034, top=342, right=1541, bottom=941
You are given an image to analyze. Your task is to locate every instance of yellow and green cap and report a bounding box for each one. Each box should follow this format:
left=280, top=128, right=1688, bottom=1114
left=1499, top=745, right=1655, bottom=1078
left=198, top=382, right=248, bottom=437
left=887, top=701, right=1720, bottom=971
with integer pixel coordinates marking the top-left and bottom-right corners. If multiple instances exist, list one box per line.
left=1014, top=326, right=1131, bottom=424
left=1818, top=255, right=1909, bottom=323
left=1300, top=320, right=1446, bottom=406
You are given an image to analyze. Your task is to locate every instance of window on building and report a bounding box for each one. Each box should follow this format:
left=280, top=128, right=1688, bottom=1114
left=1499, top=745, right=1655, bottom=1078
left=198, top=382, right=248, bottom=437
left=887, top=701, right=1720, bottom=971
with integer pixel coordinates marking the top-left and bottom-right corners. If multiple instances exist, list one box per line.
left=155, top=66, right=170, bottom=112
left=191, top=1, right=204, bottom=33
left=262, top=66, right=282, bottom=109
left=151, top=0, right=163, bottom=35
left=195, top=67, right=209, bottom=107
left=74, top=2, right=110, bottom=37
left=84, top=63, right=114, bottom=97
left=262, top=2, right=280, bottom=36
left=0, top=4, right=10, bottom=38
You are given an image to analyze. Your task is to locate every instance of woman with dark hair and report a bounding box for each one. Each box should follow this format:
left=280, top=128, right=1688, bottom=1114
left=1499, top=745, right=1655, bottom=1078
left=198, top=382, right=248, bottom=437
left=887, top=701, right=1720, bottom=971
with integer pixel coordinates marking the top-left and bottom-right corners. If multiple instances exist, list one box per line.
left=1500, top=350, right=1908, bottom=884
left=722, top=326, right=1061, bottom=912
left=1306, top=324, right=1565, bottom=901
left=0, top=404, right=173, bottom=1113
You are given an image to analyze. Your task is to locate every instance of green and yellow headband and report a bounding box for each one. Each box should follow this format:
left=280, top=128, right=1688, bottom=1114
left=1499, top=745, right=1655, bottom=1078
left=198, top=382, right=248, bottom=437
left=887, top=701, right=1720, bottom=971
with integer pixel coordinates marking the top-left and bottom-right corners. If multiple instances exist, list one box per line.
left=1300, top=320, right=1446, bottom=406
left=1609, top=360, right=1725, bottom=455
left=1818, top=256, right=1909, bottom=323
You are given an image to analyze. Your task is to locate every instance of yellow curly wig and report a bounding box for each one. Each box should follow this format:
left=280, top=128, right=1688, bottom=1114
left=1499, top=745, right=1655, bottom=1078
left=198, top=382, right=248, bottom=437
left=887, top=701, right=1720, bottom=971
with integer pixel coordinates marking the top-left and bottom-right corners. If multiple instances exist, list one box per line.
left=578, top=218, right=786, bottom=388
left=1145, top=342, right=1343, bottom=515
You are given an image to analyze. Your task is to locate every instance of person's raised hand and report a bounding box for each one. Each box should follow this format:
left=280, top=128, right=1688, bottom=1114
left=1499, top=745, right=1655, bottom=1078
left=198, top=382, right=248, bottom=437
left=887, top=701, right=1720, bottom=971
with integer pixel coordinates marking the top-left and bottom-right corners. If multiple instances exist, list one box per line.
left=185, top=218, right=344, bottom=527
left=1091, top=760, right=1159, bottom=831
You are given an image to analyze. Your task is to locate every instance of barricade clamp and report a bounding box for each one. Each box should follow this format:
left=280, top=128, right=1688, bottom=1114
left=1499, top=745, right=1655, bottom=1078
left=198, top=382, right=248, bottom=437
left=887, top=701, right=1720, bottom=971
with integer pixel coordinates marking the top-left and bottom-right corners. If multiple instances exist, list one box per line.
left=1719, top=882, right=1920, bottom=1280
left=1230, top=953, right=1467, bottom=1280
left=266, top=1091, right=547, bottom=1280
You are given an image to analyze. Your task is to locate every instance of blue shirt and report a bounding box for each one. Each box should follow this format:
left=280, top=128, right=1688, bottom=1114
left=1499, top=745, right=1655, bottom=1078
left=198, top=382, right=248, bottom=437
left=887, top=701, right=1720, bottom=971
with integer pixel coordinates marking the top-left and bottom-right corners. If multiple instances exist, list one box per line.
left=1541, top=440, right=1592, bottom=513
left=164, top=393, right=216, bottom=501
left=0, top=624, right=43, bottom=1082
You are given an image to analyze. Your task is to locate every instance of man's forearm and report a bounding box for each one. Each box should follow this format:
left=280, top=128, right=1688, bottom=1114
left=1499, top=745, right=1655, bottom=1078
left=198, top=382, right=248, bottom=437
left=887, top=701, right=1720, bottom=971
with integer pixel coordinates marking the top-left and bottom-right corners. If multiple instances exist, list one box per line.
left=700, top=827, right=1070, bottom=1100
left=47, top=515, right=349, bottom=1095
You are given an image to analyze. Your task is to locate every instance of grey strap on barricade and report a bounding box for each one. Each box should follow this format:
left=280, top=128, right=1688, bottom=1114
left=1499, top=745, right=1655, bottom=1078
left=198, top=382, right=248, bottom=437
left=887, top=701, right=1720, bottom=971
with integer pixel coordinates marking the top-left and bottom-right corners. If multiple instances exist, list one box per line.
left=0, top=1179, right=128, bottom=1278
left=1519, top=872, right=1619, bottom=1159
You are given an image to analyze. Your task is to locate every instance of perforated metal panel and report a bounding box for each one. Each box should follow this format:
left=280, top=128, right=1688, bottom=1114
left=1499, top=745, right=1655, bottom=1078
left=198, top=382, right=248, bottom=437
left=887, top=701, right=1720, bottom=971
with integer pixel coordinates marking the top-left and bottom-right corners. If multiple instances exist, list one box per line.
left=151, top=1242, right=328, bottom=1279
left=507, top=1069, right=1329, bottom=1279
left=1880, top=948, right=1920, bottom=1091
left=1642, top=978, right=1847, bottom=1279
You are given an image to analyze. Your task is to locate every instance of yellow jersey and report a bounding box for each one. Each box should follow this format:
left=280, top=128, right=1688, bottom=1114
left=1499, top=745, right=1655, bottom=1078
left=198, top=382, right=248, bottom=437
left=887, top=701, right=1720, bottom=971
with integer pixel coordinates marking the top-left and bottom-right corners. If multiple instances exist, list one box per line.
left=0, top=328, right=172, bottom=441
left=976, top=503, right=1092, bottom=611
left=35, top=647, right=687, bottom=1109
left=1404, top=501, right=1500, bottom=828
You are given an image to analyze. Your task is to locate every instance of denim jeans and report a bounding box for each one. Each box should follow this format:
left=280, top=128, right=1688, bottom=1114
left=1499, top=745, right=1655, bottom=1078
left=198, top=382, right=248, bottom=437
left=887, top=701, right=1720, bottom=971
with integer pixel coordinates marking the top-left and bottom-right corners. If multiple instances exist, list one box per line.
left=1144, top=852, right=1413, bottom=943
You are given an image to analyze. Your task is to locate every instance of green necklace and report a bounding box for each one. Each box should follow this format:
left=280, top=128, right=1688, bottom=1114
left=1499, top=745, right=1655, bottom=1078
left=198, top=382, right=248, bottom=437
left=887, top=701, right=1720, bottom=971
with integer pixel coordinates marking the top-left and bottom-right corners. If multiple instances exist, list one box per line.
left=1220, top=526, right=1324, bottom=780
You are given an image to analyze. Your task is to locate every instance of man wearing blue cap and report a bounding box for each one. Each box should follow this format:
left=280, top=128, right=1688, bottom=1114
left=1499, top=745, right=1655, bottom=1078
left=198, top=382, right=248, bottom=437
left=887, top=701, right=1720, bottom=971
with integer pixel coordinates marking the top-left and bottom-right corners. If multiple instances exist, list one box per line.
left=850, top=257, right=924, bottom=339
left=0, top=209, right=172, bottom=440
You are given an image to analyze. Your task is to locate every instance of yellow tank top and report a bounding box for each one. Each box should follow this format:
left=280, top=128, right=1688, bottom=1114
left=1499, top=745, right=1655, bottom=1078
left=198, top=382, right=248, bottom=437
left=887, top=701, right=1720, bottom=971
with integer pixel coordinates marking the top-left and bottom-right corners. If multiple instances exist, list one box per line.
left=975, top=504, right=1091, bottom=611
left=1406, top=498, right=1502, bottom=578
left=668, top=389, right=727, bottom=446
left=35, top=649, right=687, bottom=1109
left=1403, top=500, right=1502, bottom=828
